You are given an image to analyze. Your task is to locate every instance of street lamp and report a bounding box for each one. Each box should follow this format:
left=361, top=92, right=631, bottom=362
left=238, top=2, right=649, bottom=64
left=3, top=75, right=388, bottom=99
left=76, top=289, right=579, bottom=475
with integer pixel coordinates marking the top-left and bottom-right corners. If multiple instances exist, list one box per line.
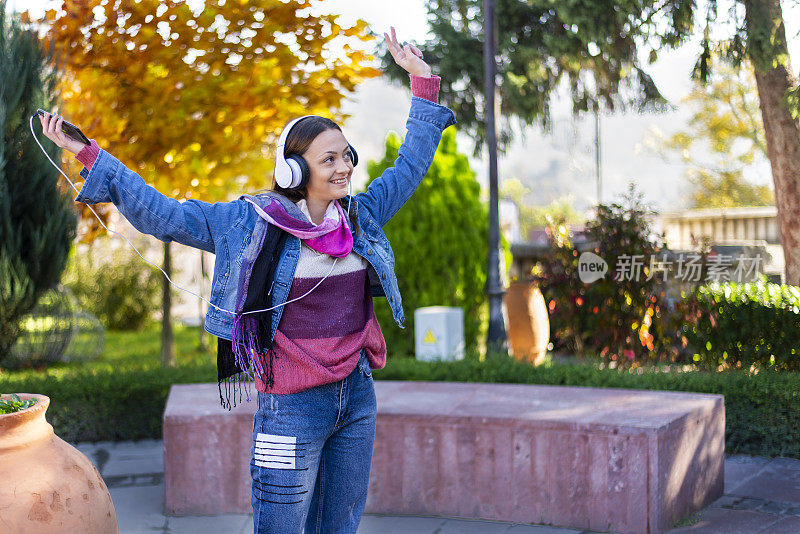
left=484, top=0, right=508, bottom=356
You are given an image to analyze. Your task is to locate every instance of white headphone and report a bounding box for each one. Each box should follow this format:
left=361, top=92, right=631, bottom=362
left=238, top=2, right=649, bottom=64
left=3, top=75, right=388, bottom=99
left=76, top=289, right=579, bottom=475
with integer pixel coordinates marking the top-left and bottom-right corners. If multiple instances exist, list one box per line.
left=274, top=115, right=359, bottom=190
left=274, top=115, right=314, bottom=189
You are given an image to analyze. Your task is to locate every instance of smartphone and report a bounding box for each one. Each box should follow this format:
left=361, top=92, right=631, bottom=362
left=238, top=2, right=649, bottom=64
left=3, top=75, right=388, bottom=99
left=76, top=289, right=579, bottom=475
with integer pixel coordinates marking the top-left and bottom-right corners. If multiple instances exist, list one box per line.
left=35, top=109, right=91, bottom=146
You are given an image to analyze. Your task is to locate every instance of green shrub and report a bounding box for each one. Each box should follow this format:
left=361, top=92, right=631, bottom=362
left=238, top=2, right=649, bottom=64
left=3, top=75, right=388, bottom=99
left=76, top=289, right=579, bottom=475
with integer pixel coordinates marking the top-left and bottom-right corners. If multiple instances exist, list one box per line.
left=0, top=361, right=215, bottom=442
left=63, top=246, right=160, bottom=330
left=364, top=129, right=488, bottom=356
left=374, top=357, right=800, bottom=458
left=538, top=186, right=677, bottom=363
left=683, top=281, right=800, bottom=369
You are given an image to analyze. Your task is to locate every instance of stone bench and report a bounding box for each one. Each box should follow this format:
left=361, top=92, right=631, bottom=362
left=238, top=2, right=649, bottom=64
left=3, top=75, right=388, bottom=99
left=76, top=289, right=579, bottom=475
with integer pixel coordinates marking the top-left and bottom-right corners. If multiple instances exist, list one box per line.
left=163, top=381, right=724, bottom=534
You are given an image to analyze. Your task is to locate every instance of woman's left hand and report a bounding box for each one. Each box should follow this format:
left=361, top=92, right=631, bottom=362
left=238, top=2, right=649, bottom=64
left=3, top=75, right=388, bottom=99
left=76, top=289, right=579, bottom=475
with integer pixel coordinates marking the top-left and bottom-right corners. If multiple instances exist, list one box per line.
left=384, top=26, right=432, bottom=78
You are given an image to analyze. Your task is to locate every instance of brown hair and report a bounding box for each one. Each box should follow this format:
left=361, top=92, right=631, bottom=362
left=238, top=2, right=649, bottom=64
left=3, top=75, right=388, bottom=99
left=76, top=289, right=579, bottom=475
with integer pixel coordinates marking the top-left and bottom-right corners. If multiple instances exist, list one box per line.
left=270, top=116, right=360, bottom=234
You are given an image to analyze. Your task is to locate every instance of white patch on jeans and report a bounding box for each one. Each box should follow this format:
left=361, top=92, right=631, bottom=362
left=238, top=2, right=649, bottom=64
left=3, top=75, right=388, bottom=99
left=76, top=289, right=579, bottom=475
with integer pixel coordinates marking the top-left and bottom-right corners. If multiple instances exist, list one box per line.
left=254, top=433, right=297, bottom=469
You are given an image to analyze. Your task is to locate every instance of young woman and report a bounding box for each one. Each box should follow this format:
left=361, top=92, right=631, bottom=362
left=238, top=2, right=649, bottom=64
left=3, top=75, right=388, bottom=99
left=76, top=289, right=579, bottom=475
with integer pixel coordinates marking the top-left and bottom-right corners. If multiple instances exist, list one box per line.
left=40, top=28, right=455, bottom=533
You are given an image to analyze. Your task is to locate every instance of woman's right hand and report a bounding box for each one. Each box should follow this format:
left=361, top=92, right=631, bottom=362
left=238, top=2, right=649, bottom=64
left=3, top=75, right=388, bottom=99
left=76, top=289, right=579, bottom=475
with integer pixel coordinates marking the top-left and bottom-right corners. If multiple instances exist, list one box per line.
left=39, top=112, right=87, bottom=155
left=384, top=27, right=431, bottom=78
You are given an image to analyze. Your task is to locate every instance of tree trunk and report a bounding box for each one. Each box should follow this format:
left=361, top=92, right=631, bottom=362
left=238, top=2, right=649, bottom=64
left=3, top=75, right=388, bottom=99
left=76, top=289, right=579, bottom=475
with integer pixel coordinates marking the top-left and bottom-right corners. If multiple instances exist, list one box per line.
left=745, top=0, right=800, bottom=285
left=161, top=241, right=176, bottom=367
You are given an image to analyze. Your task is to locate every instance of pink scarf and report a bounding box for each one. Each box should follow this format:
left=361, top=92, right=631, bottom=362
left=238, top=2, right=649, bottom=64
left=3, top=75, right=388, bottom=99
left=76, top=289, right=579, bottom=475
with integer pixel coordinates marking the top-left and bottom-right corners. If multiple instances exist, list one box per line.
left=244, top=197, right=353, bottom=258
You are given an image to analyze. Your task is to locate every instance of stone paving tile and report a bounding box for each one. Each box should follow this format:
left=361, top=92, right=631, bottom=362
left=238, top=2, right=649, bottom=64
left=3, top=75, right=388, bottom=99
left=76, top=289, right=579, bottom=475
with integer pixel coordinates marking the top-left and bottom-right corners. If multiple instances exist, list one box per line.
left=73, top=441, right=99, bottom=457
left=74, top=439, right=162, bottom=456
left=728, top=458, right=800, bottom=504
left=109, top=484, right=166, bottom=533
left=766, top=458, right=800, bottom=470
left=725, top=454, right=772, bottom=467
left=760, top=500, right=794, bottom=515
left=102, top=455, right=164, bottom=477
left=72, top=441, right=163, bottom=479
left=736, top=497, right=768, bottom=511
left=167, top=514, right=251, bottom=534
left=436, top=518, right=516, bottom=533
left=724, top=454, right=771, bottom=493
left=666, top=507, right=782, bottom=534
left=357, top=514, right=448, bottom=533
left=436, top=519, right=594, bottom=533
left=505, top=524, right=586, bottom=533
left=86, top=440, right=118, bottom=451
left=708, top=493, right=800, bottom=519
left=104, top=472, right=164, bottom=489
left=711, top=494, right=743, bottom=508
left=109, top=445, right=164, bottom=460
left=785, top=505, right=800, bottom=516
left=760, top=516, right=800, bottom=533
left=241, top=515, right=254, bottom=534
left=73, top=440, right=163, bottom=476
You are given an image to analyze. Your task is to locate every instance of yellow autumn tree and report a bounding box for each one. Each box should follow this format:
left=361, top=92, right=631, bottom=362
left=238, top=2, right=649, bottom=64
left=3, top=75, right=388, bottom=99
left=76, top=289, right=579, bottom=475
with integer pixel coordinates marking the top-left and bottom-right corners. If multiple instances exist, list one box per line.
left=36, top=0, right=379, bottom=365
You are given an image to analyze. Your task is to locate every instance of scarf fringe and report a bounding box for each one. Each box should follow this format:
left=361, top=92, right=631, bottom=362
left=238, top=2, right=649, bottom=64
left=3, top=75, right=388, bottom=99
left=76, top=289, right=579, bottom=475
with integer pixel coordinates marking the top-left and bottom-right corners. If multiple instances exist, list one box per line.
left=217, top=372, right=250, bottom=411
left=217, top=218, right=287, bottom=410
left=217, top=338, right=253, bottom=410
left=218, top=312, right=276, bottom=410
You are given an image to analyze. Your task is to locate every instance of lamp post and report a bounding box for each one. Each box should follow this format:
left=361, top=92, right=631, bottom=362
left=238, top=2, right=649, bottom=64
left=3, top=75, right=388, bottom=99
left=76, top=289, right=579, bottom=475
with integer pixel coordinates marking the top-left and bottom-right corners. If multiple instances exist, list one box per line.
left=484, top=0, right=508, bottom=356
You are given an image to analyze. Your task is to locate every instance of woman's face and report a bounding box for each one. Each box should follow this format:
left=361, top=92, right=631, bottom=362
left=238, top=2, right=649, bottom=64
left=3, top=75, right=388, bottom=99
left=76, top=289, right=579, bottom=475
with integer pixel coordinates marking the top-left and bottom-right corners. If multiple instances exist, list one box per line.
left=302, top=129, right=354, bottom=204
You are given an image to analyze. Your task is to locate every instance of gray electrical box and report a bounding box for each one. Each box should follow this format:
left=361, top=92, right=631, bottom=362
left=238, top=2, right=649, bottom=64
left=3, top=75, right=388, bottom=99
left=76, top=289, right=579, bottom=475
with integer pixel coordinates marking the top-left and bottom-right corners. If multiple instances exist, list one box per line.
left=414, top=306, right=464, bottom=362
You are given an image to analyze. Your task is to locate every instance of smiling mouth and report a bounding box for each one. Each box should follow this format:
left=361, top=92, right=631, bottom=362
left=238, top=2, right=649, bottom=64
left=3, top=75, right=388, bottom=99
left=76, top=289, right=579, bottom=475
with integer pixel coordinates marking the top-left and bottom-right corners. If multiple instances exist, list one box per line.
left=330, top=178, right=348, bottom=185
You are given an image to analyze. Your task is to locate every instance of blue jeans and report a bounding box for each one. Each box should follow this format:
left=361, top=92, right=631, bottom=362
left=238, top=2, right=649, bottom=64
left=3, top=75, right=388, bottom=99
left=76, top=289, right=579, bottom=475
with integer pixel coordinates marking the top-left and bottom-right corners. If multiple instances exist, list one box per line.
left=250, top=351, right=377, bottom=534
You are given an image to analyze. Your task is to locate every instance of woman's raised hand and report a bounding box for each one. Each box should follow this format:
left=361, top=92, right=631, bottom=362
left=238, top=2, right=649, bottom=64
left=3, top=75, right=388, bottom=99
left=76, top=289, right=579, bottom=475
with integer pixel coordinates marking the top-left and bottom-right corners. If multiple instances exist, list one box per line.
left=384, top=26, right=431, bottom=78
left=38, top=112, right=86, bottom=155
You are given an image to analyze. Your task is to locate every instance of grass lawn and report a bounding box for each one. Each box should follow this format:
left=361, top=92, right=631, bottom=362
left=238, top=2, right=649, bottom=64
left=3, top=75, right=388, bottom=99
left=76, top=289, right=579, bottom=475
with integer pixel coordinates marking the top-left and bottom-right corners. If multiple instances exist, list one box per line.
left=2, top=322, right=216, bottom=377
left=101, top=323, right=215, bottom=368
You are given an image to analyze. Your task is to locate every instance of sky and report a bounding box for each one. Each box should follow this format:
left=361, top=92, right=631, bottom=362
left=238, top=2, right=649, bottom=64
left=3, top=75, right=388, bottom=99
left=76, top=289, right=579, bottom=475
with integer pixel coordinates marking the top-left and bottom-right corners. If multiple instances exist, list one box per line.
left=13, top=0, right=800, bottom=214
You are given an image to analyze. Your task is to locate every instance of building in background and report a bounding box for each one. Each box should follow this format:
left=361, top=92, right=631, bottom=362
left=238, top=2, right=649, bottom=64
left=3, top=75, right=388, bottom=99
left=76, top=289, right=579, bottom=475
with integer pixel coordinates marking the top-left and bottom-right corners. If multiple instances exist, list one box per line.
left=654, top=206, right=784, bottom=281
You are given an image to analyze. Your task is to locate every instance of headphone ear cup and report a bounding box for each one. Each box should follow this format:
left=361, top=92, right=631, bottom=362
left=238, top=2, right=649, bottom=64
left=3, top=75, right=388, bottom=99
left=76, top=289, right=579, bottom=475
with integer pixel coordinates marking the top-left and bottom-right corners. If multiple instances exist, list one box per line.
left=286, top=154, right=310, bottom=189
left=348, top=144, right=359, bottom=167
left=275, top=159, right=292, bottom=189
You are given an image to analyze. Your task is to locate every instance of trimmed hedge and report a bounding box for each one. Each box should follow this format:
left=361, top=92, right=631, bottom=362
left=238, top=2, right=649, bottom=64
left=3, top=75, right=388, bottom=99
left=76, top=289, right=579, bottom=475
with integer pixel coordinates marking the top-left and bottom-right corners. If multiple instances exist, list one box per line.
left=0, top=362, right=215, bottom=443
left=376, top=358, right=800, bottom=458
left=2, top=357, right=798, bottom=458
left=684, top=281, right=800, bottom=370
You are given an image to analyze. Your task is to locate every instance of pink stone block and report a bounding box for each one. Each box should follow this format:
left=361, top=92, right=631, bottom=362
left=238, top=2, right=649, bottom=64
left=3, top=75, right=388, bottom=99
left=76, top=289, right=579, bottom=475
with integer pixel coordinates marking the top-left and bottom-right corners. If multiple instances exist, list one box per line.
left=163, top=384, right=257, bottom=515
left=163, top=382, right=724, bottom=534
left=364, top=382, right=724, bottom=534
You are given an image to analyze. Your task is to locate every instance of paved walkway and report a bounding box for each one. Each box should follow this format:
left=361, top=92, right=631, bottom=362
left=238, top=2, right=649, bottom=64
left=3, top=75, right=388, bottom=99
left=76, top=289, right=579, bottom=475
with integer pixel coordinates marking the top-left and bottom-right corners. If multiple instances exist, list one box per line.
left=73, top=440, right=800, bottom=533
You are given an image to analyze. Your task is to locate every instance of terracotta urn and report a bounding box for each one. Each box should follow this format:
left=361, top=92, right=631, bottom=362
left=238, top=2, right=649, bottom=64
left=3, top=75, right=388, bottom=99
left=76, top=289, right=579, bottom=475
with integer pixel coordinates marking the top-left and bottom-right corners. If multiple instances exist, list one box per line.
left=0, top=393, right=118, bottom=533
left=503, top=280, right=550, bottom=366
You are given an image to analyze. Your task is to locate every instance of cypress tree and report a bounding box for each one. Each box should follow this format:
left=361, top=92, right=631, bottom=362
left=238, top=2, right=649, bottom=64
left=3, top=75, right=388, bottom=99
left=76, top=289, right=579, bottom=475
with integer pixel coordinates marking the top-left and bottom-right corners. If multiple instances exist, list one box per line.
left=365, top=129, right=488, bottom=357
left=0, top=5, right=77, bottom=361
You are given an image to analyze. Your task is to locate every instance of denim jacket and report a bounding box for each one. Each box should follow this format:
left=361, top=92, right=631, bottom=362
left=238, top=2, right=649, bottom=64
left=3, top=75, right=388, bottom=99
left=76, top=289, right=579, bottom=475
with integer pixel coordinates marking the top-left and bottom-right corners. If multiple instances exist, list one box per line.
left=75, top=97, right=456, bottom=341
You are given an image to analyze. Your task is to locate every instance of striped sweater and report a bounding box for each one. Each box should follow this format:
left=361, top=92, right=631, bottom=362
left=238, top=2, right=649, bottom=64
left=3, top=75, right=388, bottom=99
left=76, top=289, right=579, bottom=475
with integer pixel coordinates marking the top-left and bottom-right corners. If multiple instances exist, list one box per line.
left=255, top=201, right=386, bottom=393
